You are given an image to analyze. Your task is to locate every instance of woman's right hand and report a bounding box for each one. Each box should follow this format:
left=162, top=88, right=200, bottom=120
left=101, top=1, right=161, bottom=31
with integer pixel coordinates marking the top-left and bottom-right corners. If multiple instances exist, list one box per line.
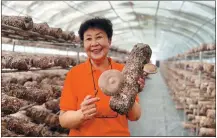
left=79, top=95, right=100, bottom=121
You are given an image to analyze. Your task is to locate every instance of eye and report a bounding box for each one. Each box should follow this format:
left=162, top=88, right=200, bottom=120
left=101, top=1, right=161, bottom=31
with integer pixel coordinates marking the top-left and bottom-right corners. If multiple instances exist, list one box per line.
left=86, top=38, right=91, bottom=41
left=97, top=36, right=103, bottom=39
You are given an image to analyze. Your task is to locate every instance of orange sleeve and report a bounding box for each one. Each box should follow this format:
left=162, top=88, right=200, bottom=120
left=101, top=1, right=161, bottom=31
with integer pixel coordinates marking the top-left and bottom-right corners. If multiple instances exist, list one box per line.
left=59, top=70, right=78, bottom=111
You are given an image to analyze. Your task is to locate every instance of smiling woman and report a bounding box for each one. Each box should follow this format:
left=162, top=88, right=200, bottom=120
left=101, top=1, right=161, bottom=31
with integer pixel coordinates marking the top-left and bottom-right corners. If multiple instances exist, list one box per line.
left=59, top=17, right=144, bottom=136
left=83, top=28, right=110, bottom=63
left=1, top=1, right=216, bottom=137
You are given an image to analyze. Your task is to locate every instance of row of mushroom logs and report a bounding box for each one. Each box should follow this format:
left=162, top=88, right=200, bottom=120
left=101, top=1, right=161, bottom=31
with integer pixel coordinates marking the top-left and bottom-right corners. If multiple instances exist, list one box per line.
left=2, top=15, right=80, bottom=42
left=1, top=69, right=69, bottom=136
left=2, top=51, right=78, bottom=71
left=160, top=61, right=215, bottom=137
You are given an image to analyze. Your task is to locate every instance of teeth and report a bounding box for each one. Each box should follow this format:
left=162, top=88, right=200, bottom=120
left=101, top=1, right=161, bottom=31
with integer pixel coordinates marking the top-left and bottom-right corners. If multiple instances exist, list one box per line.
left=92, top=49, right=102, bottom=53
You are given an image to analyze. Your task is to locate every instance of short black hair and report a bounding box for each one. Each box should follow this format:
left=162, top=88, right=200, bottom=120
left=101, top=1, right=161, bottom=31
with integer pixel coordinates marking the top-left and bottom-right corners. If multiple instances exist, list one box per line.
left=78, top=17, right=113, bottom=41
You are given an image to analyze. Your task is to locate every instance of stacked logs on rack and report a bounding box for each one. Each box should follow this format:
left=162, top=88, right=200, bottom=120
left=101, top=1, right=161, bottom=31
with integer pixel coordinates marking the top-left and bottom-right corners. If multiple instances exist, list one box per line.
left=168, top=43, right=216, bottom=60
left=2, top=51, right=79, bottom=70
left=160, top=61, right=215, bottom=136
left=173, top=61, right=215, bottom=77
left=2, top=69, right=69, bottom=136
left=2, top=15, right=129, bottom=57
left=109, top=47, right=129, bottom=55
left=2, top=50, right=126, bottom=71
left=2, top=15, right=80, bottom=43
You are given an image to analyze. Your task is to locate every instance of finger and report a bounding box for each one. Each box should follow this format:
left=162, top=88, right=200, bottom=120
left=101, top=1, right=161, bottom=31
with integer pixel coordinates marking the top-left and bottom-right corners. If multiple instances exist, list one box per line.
left=138, top=87, right=143, bottom=93
left=81, top=97, right=100, bottom=106
left=85, top=112, right=97, bottom=120
left=84, top=95, right=93, bottom=100
left=138, top=80, right=142, bottom=85
left=137, top=79, right=144, bottom=85
left=83, top=108, right=97, bottom=116
left=143, top=72, right=148, bottom=76
left=139, top=78, right=144, bottom=83
left=81, top=104, right=96, bottom=112
left=140, top=84, right=144, bottom=89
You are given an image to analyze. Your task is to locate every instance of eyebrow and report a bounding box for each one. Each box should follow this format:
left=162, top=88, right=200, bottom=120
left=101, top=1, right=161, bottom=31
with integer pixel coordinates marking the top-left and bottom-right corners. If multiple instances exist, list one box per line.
left=96, top=32, right=103, bottom=35
left=85, top=34, right=92, bottom=37
left=85, top=32, right=103, bottom=37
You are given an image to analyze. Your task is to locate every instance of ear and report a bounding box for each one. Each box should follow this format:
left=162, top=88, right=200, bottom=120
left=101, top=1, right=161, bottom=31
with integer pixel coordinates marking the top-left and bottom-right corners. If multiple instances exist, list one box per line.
left=108, top=39, right=112, bottom=47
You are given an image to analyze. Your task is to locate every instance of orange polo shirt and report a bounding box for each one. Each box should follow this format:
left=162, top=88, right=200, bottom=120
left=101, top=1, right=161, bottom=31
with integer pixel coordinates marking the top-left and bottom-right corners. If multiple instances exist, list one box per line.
left=60, top=57, right=139, bottom=136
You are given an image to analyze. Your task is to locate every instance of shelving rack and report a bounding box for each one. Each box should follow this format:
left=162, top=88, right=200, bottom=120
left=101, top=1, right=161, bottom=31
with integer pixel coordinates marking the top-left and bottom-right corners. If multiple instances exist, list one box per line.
left=167, top=49, right=215, bottom=136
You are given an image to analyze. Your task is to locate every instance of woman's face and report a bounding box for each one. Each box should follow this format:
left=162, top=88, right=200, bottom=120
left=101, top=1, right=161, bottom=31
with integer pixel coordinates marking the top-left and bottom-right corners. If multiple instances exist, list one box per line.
left=83, top=28, right=111, bottom=62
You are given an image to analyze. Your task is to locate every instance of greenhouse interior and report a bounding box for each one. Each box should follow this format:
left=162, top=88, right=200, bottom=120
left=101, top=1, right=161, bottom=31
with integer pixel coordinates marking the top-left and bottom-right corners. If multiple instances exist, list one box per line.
left=1, top=1, right=216, bottom=137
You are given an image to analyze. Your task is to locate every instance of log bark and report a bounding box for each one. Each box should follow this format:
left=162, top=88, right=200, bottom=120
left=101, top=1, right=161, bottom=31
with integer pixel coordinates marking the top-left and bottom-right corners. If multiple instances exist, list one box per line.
left=2, top=51, right=76, bottom=70
left=207, top=109, right=215, bottom=119
left=48, top=27, right=62, bottom=38
left=2, top=15, right=33, bottom=30
left=54, top=57, right=72, bottom=68
left=45, top=98, right=60, bottom=113
left=199, top=127, right=216, bottom=136
left=109, top=43, right=152, bottom=115
left=24, top=81, right=38, bottom=88
left=184, top=109, right=193, bottom=115
left=2, top=93, right=29, bottom=116
left=26, top=105, right=68, bottom=133
left=2, top=115, right=54, bottom=136
left=187, top=114, right=195, bottom=121
left=10, top=57, right=31, bottom=70
left=189, top=104, right=197, bottom=110
left=198, top=101, right=214, bottom=108
left=203, top=63, right=214, bottom=73
left=31, top=23, right=49, bottom=35
left=1, top=124, right=25, bottom=137
left=61, top=31, right=75, bottom=41
left=52, top=85, right=63, bottom=99
left=32, top=56, right=54, bottom=69
left=199, top=116, right=215, bottom=128
left=5, top=84, right=51, bottom=104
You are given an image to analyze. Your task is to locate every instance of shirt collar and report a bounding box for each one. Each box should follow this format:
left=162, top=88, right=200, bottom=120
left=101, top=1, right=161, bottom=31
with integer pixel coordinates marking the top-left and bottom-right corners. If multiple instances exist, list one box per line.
left=85, top=57, right=115, bottom=74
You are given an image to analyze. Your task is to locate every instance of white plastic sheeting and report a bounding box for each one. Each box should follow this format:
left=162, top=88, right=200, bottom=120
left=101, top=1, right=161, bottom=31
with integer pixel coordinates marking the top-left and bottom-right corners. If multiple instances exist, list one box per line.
left=2, top=1, right=216, bottom=59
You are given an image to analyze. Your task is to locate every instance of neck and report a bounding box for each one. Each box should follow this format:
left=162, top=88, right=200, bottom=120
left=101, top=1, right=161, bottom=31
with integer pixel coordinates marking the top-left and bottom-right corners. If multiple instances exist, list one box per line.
left=90, top=57, right=110, bottom=71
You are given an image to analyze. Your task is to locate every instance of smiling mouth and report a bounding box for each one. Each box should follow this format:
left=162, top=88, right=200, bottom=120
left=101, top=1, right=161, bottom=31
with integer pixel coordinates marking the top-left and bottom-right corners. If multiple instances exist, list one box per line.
left=91, top=49, right=102, bottom=54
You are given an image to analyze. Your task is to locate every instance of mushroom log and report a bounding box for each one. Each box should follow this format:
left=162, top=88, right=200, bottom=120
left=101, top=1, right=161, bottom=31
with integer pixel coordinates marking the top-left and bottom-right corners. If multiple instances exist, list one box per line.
left=98, top=43, right=154, bottom=115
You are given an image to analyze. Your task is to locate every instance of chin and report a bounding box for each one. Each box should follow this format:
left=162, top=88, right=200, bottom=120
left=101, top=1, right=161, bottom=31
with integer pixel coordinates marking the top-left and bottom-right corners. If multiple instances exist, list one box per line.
left=91, top=55, right=107, bottom=62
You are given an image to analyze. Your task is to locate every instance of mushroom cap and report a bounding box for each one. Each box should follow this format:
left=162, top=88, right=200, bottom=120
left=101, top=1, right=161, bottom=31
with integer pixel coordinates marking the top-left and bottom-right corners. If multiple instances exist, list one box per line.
left=143, top=63, right=158, bottom=74
left=98, top=69, right=124, bottom=96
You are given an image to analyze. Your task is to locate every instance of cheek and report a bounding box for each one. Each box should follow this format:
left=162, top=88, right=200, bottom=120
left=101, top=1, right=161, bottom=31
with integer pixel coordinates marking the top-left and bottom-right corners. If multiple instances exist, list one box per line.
left=84, top=43, right=91, bottom=52
left=101, top=40, right=110, bottom=49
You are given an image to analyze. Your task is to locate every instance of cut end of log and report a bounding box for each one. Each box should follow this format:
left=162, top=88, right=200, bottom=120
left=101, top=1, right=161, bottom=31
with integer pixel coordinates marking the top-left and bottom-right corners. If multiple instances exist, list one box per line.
left=199, top=127, right=216, bottom=136
left=98, top=69, right=124, bottom=96
left=143, top=63, right=158, bottom=74
left=182, top=122, right=196, bottom=129
left=176, top=105, right=184, bottom=110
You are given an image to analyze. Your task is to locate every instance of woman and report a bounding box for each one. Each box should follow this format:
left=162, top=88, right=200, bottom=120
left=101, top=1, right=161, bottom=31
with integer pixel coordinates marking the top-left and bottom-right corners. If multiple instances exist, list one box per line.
left=59, top=17, right=145, bottom=136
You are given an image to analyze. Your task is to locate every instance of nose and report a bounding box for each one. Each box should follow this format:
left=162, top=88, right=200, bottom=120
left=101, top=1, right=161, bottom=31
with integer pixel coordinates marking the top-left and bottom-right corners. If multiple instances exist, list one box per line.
left=91, top=39, right=99, bottom=47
